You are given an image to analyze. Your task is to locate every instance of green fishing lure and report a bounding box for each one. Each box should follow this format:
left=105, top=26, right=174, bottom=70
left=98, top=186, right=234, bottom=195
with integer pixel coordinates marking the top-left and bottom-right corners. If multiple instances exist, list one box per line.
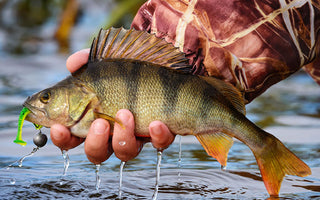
left=14, top=107, right=42, bottom=146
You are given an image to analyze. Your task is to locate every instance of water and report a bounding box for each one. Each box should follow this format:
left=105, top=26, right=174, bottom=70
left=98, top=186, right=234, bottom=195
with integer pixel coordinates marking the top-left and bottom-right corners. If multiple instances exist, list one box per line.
left=61, top=150, right=70, bottom=176
left=152, top=150, right=163, bottom=200
left=178, top=135, right=182, bottom=180
left=1, top=141, right=319, bottom=199
left=17, top=147, right=40, bottom=167
left=118, top=161, right=126, bottom=199
left=95, top=164, right=101, bottom=191
left=0, top=1, right=320, bottom=199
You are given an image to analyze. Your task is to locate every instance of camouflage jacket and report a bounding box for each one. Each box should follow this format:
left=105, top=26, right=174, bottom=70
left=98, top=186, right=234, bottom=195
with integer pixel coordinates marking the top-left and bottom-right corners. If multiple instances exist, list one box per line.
left=131, top=0, right=320, bottom=102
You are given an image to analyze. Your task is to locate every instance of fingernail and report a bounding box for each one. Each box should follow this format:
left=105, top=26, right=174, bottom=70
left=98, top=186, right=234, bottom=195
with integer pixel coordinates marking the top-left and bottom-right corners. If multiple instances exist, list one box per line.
left=52, top=132, right=63, bottom=142
left=55, top=131, right=63, bottom=140
left=81, top=48, right=90, bottom=53
left=93, top=121, right=107, bottom=135
left=150, top=124, right=162, bottom=136
left=117, top=111, right=130, bottom=123
left=51, top=125, right=63, bottom=140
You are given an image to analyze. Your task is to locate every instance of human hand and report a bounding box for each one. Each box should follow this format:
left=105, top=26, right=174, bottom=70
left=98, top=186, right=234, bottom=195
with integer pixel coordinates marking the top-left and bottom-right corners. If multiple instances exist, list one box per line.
left=50, top=49, right=175, bottom=164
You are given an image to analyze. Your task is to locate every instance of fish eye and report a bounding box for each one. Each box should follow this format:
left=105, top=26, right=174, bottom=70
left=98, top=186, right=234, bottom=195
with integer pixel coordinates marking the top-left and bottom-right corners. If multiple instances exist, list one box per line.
left=40, top=90, right=51, bottom=104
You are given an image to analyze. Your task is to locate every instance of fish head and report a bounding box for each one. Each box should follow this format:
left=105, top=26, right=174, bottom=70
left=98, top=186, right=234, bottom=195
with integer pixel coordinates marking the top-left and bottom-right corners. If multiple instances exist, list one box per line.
left=23, top=77, right=97, bottom=128
left=23, top=85, right=72, bottom=127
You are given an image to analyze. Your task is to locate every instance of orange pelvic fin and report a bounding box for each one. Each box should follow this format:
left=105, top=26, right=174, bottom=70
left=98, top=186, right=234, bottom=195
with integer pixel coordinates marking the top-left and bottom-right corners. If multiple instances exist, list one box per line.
left=196, top=132, right=233, bottom=167
left=254, top=137, right=311, bottom=196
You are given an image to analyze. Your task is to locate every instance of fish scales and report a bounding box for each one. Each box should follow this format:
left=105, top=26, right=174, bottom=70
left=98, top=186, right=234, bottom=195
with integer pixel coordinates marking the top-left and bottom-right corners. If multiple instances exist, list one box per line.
left=80, top=59, right=225, bottom=135
left=116, top=60, right=141, bottom=112
left=21, top=27, right=311, bottom=196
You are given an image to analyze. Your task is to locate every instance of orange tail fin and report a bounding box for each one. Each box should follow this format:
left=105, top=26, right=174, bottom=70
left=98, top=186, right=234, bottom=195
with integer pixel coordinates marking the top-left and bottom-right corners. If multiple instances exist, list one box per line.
left=196, top=132, right=233, bottom=167
left=254, top=137, right=311, bottom=196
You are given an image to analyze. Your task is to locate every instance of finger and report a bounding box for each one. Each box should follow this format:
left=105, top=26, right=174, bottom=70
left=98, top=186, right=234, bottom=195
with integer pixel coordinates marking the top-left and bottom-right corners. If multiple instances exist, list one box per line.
left=66, top=48, right=90, bottom=73
left=50, top=124, right=84, bottom=150
left=112, top=109, right=144, bottom=162
left=149, top=121, right=175, bottom=150
left=85, top=119, right=113, bottom=164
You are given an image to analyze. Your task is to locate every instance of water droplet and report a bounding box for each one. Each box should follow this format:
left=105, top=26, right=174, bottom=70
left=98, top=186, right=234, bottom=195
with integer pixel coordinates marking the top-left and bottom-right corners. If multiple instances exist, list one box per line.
left=10, top=178, right=16, bottom=185
left=17, top=147, right=39, bottom=167
left=95, top=164, right=101, bottom=191
left=152, top=150, right=162, bottom=200
left=62, top=150, right=69, bottom=176
left=177, top=135, right=182, bottom=180
left=118, top=161, right=126, bottom=199
left=119, top=141, right=126, bottom=146
left=221, top=165, right=227, bottom=171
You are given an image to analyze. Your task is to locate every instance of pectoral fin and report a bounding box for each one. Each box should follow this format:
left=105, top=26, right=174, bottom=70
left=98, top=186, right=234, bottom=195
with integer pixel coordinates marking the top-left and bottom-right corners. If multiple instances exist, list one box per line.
left=93, top=111, right=125, bottom=130
left=196, top=132, right=234, bottom=167
left=69, top=84, right=97, bottom=122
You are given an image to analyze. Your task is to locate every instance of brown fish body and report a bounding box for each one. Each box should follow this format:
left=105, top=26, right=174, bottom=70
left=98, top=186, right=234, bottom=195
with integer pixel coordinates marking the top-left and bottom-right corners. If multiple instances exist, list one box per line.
left=23, top=28, right=311, bottom=196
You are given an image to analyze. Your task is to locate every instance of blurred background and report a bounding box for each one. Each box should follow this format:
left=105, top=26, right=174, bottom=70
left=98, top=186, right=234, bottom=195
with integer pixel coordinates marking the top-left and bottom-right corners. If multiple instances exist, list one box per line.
left=0, top=0, right=145, bottom=55
left=0, top=0, right=319, bottom=199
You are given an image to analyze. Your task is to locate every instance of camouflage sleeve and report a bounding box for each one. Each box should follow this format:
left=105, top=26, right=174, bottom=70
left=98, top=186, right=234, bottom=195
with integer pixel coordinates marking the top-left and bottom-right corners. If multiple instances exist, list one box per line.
left=131, top=0, right=320, bottom=103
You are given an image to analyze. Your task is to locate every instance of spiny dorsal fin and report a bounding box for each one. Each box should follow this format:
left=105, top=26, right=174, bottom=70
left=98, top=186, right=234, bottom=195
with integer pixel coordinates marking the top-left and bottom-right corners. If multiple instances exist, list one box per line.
left=200, top=76, right=246, bottom=115
left=89, top=27, right=191, bottom=72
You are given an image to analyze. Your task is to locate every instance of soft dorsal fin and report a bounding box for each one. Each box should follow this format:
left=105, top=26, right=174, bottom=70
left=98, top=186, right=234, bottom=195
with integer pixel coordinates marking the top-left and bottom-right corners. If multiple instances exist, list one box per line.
left=200, top=76, right=246, bottom=114
left=88, top=27, right=191, bottom=72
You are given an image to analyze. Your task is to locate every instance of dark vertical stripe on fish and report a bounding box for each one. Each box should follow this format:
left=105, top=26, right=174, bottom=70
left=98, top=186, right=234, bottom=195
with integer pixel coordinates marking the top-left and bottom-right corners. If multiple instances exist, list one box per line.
left=125, top=61, right=142, bottom=111
left=199, top=87, right=214, bottom=122
left=157, top=67, right=187, bottom=118
left=196, top=81, right=229, bottom=126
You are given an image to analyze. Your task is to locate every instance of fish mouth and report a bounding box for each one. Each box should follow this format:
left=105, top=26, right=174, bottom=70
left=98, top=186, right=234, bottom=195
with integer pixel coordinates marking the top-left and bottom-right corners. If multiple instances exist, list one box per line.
left=22, top=102, right=47, bottom=121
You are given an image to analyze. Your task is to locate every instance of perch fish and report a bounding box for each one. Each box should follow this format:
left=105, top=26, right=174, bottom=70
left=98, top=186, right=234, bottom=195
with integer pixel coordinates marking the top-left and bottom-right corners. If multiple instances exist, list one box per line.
left=19, top=27, right=311, bottom=196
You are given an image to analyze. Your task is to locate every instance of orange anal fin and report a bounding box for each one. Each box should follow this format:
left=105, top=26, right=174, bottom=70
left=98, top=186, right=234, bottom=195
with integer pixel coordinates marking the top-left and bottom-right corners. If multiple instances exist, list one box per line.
left=195, top=132, right=233, bottom=167
left=254, top=137, right=311, bottom=196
